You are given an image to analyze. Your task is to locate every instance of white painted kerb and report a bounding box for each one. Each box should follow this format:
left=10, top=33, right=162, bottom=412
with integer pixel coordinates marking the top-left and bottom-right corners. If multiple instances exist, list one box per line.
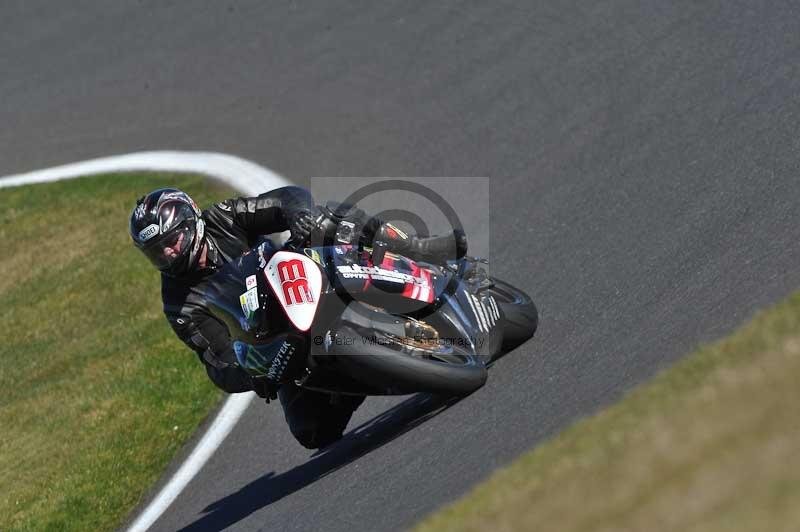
left=0, top=150, right=290, bottom=195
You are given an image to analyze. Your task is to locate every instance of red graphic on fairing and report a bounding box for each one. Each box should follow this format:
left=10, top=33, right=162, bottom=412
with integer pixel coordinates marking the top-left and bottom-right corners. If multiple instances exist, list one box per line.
left=371, top=253, right=435, bottom=304
left=264, top=251, right=322, bottom=331
left=277, top=259, right=314, bottom=305
left=400, top=261, right=434, bottom=303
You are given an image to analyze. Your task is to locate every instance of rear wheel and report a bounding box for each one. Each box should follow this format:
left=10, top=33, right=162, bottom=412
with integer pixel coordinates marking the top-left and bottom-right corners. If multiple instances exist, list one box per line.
left=330, top=324, right=487, bottom=396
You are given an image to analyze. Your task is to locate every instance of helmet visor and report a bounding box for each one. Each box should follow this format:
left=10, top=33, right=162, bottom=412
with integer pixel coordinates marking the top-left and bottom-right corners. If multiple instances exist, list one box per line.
left=140, top=220, right=197, bottom=271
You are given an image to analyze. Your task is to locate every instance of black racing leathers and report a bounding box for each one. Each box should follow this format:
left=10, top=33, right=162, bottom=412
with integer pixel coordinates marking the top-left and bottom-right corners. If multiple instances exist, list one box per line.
left=161, top=186, right=314, bottom=394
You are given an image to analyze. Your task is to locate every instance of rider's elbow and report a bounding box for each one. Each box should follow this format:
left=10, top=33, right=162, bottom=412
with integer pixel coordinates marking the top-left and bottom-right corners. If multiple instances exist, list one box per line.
left=205, top=364, right=252, bottom=394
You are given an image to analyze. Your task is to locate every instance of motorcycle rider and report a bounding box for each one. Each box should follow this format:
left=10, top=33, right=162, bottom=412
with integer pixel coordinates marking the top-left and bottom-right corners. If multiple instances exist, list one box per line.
left=129, top=185, right=466, bottom=449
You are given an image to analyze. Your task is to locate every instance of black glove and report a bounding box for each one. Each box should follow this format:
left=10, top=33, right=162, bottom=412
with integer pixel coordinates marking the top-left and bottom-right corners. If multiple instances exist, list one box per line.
left=234, top=336, right=308, bottom=403
left=289, top=209, right=317, bottom=246
left=376, top=222, right=468, bottom=263
left=250, top=375, right=278, bottom=402
left=412, top=229, right=468, bottom=262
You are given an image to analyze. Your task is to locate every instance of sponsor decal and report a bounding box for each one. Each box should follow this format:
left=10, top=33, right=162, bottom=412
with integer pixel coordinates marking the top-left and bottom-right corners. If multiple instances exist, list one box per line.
left=265, top=341, right=295, bottom=382
left=245, top=287, right=259, bottom=312
left=239, top=287, right=260, bottom=317
left=245, top=274, right=257, bottom=290
left=336, top=264, right=427, bottom=285
left=138, top=223, right=160, bottom=242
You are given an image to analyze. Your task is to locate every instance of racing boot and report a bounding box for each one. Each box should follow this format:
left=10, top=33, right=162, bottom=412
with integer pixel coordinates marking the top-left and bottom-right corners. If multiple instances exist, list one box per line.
left=279, top=383, right=366, bottom=449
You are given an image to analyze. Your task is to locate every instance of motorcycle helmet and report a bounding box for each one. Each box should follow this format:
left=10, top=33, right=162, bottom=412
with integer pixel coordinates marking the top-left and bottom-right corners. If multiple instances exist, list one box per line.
left=129, top=188, right=206, bottom=276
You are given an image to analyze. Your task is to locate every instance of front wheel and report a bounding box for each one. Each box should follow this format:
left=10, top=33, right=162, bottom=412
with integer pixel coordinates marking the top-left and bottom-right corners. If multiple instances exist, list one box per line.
left=329, top=325, right=488, bottom=396
left=483, top=279, right=538, bottom=357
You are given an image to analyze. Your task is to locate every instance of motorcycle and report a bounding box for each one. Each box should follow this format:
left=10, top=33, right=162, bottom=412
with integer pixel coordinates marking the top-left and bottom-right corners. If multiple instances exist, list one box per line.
left=204, top=208, right=538, bottom=397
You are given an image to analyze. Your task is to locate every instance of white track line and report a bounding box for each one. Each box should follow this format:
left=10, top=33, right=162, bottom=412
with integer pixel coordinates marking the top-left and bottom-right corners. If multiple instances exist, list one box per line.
left=125, top=393, right=254, bottom=532
left=0, top=150, right=289, bottom=532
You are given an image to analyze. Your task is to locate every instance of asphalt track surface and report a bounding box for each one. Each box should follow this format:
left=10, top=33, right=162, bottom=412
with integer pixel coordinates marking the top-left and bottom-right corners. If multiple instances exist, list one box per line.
left=4, top=2, right=800, bottom=531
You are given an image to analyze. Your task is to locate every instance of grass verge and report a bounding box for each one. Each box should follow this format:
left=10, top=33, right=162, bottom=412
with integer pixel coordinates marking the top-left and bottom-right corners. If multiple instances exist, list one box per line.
left=0, top=173, right=233, bottom=531
left=416, top=291, right=800, bottom=532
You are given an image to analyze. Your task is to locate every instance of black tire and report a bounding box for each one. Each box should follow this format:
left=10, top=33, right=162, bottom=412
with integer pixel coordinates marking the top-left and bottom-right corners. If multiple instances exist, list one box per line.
left=330, top=325, right=487, bottom=396
left=484, top=279, right=538, bottom=355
